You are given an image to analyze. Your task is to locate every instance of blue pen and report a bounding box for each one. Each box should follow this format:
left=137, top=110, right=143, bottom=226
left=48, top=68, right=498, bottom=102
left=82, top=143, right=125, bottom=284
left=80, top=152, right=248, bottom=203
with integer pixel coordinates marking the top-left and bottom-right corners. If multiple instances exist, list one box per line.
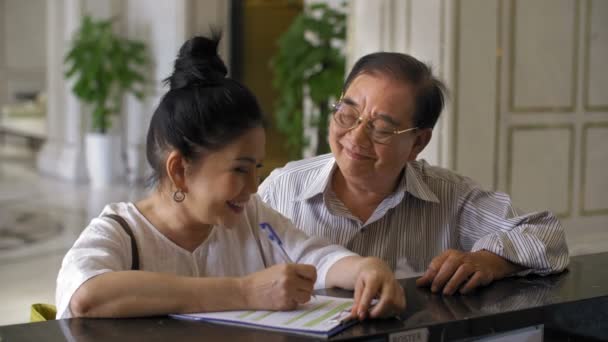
left=259, top=222, right=295, bottom=263
left=259, top=222, right=317, bottom=300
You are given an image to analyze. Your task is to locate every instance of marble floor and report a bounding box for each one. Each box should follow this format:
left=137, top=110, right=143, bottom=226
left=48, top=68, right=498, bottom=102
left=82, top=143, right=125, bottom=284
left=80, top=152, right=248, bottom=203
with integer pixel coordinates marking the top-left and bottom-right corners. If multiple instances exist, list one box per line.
left=0, top=143, right=145, bottom=326
left=0, top=142, right=606, bottom=327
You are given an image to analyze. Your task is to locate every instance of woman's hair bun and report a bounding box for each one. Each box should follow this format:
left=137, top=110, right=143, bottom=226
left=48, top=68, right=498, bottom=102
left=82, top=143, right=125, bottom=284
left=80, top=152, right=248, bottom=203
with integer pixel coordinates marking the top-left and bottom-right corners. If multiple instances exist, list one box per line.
left=166, top=32, right=228, bottom=90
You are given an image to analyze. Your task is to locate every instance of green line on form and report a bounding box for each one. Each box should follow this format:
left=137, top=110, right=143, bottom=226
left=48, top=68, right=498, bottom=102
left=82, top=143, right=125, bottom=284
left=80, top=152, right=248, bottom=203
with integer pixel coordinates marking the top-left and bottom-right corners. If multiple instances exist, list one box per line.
left=283, top=300, right=333, bottom=326
left=236, top=311, right=256, bottom=319
left=251, top=311, right=275, bottom=322
left=303, top=301, right=353, bottom=328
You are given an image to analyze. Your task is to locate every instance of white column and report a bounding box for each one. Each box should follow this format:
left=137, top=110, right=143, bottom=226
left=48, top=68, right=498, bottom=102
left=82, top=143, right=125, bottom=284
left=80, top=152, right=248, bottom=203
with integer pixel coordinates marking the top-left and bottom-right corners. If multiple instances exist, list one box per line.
left=37, top=0, right=66, bottom=179
left=37, top=0, right=121, bottom=182
left=189, top=0, right=231, bottom=63
left=346, top=0, right=387, bottom=68
left=122, top=0, right=189, bottom=184
left=408, top=0, right=448, bottom=168
left=37, top=0, right=88, bottom=182
left=123, top=0, right=231, bottom=183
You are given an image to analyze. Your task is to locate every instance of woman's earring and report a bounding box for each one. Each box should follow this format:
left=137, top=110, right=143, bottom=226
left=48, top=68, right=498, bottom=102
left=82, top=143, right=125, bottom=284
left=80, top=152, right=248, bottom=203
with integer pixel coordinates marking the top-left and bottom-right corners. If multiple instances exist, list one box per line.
left=173, top=189, right=186, bottom=202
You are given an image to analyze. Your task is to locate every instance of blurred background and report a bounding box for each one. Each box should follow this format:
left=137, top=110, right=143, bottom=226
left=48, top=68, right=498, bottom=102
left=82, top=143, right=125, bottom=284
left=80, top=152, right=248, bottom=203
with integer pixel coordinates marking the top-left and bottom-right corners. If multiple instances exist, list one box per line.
left=0, top=0, right=606, bottom=325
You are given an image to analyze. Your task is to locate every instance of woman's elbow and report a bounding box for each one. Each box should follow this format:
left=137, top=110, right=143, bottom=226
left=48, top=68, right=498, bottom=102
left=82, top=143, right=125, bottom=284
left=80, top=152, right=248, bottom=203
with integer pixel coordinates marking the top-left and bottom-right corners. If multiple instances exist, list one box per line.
left=69, top=286, right=97, bottom=317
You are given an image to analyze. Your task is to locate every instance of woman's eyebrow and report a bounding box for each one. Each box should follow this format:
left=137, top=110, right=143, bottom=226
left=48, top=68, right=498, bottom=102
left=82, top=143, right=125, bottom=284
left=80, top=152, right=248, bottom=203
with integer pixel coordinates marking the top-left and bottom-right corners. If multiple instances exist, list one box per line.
left=235, top=157, right=256, bottom=164
left=235, top=157, right=264, bottom=167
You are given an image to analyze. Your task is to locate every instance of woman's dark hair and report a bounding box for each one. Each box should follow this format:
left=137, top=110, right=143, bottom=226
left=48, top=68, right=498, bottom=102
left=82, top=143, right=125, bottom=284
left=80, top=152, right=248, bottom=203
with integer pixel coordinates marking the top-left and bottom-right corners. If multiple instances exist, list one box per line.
left=343, top=52, right=447, bottom=129
left=146, top=34, right=264, bottom=186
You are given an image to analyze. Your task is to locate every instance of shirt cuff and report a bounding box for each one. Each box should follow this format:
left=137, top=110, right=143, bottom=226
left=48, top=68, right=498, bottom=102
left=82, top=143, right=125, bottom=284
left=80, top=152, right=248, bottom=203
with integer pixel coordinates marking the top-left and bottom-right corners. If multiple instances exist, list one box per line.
left=315, top=251, right=358, bottom=289
left=470, top=234, right=532, bottom=277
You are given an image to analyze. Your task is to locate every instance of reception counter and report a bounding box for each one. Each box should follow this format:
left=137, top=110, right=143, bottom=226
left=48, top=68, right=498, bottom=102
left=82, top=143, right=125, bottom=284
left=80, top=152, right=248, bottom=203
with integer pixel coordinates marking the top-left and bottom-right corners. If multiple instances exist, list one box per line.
left=1, top=252, right=606, bottom=341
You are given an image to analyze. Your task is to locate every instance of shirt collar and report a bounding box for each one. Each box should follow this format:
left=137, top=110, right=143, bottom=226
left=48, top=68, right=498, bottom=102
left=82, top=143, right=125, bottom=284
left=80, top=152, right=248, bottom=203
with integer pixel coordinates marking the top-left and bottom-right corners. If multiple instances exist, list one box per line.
left=400, top=161, right=440, bottom=203
left=294, top=158, right=440, bottom=204
left=294, top=157, right=337, bottom=202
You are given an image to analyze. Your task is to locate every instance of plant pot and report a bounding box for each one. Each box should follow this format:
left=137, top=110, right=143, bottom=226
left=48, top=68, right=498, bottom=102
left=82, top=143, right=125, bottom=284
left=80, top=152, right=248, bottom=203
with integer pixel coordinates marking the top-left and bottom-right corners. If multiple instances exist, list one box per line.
left=85, top=133, right=119, bottom=188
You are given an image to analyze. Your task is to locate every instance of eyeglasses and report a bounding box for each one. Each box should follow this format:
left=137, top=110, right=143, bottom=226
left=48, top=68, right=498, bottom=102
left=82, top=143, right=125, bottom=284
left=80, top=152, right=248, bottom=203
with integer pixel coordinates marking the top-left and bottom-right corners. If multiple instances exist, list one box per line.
left=331, top=100, right=418, bottom=144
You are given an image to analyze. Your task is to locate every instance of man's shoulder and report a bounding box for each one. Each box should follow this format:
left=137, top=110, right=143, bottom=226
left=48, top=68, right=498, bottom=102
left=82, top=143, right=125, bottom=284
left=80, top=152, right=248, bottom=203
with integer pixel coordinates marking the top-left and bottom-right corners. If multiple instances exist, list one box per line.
left=259, top=154, right=333, bottom=200
left=411, top=159, right=479, bottom=190
left=265, top=153, right=333, bottom=183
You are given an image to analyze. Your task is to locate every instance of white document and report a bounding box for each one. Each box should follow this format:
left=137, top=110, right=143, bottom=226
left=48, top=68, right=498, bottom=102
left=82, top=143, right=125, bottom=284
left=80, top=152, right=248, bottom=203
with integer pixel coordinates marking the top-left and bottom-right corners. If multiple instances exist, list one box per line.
left=170, top=295, right=357, bottom=338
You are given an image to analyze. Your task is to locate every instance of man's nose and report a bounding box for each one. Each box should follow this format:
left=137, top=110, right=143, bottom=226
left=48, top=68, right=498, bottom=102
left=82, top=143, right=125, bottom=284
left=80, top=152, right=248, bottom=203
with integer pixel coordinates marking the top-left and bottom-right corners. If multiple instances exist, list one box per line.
left=349, top=117, right=373, bottom=146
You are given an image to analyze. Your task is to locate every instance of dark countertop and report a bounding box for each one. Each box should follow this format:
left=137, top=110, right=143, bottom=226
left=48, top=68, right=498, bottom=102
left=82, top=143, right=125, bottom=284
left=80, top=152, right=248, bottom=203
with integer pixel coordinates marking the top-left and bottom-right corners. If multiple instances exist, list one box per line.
left=1, top=253, right=607, bottom=341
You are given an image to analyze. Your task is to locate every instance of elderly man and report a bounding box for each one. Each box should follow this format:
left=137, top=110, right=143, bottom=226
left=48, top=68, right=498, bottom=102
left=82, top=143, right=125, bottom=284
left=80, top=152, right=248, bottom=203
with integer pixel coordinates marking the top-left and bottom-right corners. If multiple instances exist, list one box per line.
left=259, top=52, right=569, bottom=296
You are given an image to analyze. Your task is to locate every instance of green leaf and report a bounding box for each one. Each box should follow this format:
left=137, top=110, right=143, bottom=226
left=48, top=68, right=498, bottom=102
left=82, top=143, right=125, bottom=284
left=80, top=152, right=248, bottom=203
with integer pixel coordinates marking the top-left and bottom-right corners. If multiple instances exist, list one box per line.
left=270, top=2, right=346, bottom=157
left=63, top=15, right=149, bottom=132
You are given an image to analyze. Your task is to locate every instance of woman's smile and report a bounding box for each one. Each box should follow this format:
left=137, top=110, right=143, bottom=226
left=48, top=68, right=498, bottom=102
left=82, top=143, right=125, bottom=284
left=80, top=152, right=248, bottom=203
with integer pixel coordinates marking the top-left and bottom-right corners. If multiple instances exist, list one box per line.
left=227, top=200, right=247, bottom=213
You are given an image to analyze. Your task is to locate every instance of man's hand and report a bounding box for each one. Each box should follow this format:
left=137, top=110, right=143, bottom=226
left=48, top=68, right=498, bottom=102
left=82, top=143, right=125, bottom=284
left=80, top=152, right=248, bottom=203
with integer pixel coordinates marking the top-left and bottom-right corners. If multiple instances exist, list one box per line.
left=416, top=250, right=522, bottom=295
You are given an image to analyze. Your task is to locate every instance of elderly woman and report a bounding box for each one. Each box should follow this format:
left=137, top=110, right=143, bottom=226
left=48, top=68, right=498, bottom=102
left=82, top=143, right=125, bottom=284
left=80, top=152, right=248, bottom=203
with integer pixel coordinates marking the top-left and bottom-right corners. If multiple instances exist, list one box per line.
left=259, top=52, right=569, bottom=296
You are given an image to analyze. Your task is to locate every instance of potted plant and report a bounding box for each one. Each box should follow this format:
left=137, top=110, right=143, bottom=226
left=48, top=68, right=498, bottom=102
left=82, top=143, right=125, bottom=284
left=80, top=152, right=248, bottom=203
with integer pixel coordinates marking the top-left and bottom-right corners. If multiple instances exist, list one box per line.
left=64, top=15, right=148, bottom=187
left=271, top=2, right=346, bottom=159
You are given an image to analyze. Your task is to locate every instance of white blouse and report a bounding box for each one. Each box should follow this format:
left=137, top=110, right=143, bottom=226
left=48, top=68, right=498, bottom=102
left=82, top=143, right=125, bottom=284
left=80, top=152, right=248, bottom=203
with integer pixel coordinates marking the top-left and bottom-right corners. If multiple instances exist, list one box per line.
left=55, top=195, right=356, bottom=319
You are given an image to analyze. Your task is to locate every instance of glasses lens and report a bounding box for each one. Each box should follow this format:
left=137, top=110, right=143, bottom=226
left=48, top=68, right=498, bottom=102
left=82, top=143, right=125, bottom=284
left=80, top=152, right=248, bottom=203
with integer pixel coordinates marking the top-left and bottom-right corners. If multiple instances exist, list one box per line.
left=367, top=119, right=394, bottom=143
left=370, top=130, right=392, bottom=144
left=333, top=103, right=359, bottom=128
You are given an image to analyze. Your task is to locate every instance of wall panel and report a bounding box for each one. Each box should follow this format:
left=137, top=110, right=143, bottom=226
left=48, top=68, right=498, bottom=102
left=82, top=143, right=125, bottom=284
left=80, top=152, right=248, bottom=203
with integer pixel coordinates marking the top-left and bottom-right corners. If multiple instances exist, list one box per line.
left=510, top=0, right=578, bottom=112
left=508, top=126, right=573, bottom=216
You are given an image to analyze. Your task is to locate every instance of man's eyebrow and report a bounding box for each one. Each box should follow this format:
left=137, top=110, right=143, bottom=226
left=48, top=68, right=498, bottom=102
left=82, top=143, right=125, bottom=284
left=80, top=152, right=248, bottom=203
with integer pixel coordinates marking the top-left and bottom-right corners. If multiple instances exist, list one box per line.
left=343, top=96, right=401, bottom=127
left=342, top=97, right=359, bottom=108
left=375, top=113, right=400, bottom=127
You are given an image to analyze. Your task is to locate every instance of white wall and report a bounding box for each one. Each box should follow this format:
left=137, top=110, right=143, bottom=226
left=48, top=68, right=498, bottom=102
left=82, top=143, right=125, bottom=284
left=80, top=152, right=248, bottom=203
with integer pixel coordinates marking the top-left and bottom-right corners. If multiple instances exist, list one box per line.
left=347, top=0, right=608, bottom=255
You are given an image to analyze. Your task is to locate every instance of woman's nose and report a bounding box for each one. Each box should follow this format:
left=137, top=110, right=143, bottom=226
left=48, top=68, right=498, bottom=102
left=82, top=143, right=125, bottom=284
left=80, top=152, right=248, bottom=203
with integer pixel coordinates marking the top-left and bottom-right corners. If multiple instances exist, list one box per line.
left=247, top=170, right=259, bottom=194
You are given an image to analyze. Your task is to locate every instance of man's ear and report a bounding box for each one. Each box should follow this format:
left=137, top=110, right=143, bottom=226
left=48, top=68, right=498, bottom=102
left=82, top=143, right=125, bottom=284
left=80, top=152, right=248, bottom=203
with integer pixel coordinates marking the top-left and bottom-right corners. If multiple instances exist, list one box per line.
left=407, top=129, right=432, bottom=161
left=165, top=150, right=187, bottom=192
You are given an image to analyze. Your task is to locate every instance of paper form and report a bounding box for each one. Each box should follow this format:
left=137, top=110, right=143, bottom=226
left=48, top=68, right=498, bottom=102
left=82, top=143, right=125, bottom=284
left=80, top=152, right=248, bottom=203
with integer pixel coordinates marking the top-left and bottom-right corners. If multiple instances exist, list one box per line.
left=170, top=295, right=356, bottom=338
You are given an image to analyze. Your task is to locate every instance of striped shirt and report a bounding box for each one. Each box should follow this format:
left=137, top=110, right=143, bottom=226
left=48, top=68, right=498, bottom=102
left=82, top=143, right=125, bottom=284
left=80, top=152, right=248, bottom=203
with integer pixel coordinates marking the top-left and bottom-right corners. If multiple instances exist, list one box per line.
left=258, top=154, right=569, bottom=278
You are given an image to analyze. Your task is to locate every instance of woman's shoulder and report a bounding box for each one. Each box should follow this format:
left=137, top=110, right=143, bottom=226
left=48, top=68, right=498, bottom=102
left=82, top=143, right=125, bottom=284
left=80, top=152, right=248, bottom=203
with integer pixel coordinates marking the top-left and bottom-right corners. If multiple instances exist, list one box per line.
left=98, top=202, right=136, bottom=218
left=82, top=202, right=149, bottom=240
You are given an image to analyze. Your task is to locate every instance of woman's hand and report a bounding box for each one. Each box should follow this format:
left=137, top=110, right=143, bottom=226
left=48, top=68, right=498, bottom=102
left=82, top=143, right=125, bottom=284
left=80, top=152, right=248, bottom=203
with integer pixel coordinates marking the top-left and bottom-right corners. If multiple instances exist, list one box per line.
left=350, top=257, right=406, bottom=320
left=241, top=263, right=317, bottom=311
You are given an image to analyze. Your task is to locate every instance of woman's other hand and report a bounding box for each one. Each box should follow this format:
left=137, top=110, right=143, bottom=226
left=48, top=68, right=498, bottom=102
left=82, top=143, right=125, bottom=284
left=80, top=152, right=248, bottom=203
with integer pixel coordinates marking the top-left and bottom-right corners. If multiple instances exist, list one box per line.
left=351, top=257, right=406, bottom=320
